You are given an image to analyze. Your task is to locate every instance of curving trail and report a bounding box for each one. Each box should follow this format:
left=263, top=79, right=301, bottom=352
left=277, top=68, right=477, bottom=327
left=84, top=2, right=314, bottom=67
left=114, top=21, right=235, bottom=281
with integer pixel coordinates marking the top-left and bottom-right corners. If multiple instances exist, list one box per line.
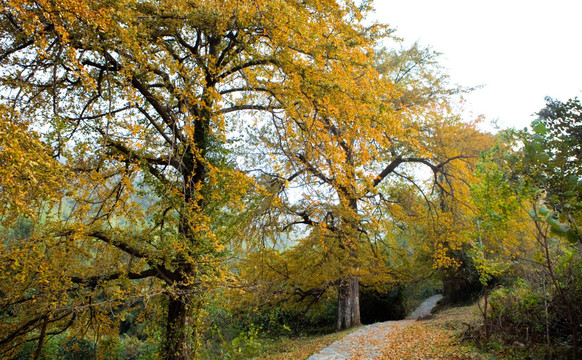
left=405, top=294, right=443, bottom=320
left=306, top=294, right=443, bottom=360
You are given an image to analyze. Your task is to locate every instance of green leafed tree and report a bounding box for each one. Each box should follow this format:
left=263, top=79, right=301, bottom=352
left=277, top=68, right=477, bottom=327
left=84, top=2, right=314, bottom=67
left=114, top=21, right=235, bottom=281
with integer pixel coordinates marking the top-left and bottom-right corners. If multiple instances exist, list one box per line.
left=466, top=98, right=582, bottom=358
left=529, top=97, right=582, bottom=243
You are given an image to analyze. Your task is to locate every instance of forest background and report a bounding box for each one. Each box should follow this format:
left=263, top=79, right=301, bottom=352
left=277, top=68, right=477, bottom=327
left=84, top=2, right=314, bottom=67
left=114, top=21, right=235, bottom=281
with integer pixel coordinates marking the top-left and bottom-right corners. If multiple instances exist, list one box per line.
left=0, top=0, right=580, bottom=359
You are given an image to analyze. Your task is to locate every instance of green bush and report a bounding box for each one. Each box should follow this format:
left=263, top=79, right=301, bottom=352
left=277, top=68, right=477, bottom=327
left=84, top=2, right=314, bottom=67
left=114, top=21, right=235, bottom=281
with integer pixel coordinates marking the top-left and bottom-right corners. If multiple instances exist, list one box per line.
left=488, top=280, right=546, bottom=342
left=485, top=249, right=582, bottom=359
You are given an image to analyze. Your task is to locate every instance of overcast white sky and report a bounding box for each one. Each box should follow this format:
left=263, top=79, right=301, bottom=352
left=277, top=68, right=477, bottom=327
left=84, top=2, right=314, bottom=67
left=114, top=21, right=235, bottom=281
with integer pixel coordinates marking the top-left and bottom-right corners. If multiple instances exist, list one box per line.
left=372, top=0, right=582, bottom=131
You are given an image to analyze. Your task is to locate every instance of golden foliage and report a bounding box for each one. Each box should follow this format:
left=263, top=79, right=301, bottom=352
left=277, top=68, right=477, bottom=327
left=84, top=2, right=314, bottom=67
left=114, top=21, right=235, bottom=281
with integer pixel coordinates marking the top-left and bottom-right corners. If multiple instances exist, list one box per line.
left=0, top=0, right=400, bottom=356
left=0, top=107, right=66, bottom=225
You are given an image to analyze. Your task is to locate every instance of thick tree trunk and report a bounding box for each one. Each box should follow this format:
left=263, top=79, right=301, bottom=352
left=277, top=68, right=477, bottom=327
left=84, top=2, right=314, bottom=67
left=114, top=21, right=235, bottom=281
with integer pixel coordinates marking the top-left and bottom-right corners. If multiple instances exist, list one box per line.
left=164, top=293, right=194, bottom=360
left=335, top=276, right=361, bottom=331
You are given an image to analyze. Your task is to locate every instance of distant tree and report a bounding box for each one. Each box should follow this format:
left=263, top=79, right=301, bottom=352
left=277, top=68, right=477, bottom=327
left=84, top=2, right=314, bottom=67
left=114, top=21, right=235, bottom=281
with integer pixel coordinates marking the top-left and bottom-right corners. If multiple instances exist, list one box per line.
left=238, top=40, right=492, bottom=330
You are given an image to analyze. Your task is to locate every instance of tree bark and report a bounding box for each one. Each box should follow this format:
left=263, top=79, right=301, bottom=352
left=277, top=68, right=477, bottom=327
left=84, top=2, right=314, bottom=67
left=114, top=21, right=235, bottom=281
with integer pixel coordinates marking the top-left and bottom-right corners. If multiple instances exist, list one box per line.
left=164, top=293, right=194, bottom=360
left=335, top=276, right=361, bottom=331
left=482, top=284, right=489, bottom=341
left=33, top=316, right=48, bottom=360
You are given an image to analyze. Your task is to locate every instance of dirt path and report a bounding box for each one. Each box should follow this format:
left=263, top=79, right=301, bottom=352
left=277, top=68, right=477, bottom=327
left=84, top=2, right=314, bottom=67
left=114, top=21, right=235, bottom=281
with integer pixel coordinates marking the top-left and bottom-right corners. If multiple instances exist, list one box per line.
left=306, top=294, right=443, bottom=360
left=405, top=294, right=443, bottom=320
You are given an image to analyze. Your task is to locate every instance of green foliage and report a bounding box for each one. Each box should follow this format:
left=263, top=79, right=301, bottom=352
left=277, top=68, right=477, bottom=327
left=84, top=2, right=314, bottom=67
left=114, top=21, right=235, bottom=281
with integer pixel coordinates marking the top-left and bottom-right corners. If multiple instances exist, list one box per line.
left=13, top=331, right=158, bottom=360
left=468, top=141, right=530, bottom=287
left=488, top=281, right=545, bottom=337
left=14, top=336, right=97, bottom=360
left=523, top=97, right=582, bottom=244
left=202, top=321, right=265, bottom=359
left=462, top=97, right=582, bottom=358
left=441, top=252, right=484, bottom=305
left=485, top=246, right=582, bottom=358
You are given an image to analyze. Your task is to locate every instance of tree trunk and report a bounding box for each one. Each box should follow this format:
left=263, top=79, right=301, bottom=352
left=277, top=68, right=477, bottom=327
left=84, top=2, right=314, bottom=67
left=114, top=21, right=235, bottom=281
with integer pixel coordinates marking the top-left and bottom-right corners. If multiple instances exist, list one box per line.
left=33, top=316, right=48, bottom=360
left=164, top=293, right=194, bottom=360
left=335, top=276, right=361, bottom=331
left=482, top=284, right=489, bottom=341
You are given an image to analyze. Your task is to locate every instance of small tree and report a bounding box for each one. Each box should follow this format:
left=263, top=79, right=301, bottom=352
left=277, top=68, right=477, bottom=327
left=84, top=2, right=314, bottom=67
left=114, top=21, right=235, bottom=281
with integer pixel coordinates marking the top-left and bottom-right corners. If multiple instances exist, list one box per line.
left=469, top=140, right=530, bottom=340
left=520, top=98, right=582, bottom=359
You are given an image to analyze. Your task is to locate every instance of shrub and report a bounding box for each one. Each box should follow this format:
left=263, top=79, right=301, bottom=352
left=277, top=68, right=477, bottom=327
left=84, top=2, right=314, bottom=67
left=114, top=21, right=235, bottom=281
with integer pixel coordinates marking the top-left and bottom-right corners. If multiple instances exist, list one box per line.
left=484, top=249, right=582, bottom=358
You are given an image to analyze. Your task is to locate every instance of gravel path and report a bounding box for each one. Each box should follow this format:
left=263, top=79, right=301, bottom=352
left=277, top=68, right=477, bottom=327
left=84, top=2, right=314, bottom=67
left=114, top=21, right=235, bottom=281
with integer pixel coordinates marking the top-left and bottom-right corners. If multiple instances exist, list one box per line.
left=406, top=294, right=443, bottom=320
left=306, top=294, right=443, bottom=360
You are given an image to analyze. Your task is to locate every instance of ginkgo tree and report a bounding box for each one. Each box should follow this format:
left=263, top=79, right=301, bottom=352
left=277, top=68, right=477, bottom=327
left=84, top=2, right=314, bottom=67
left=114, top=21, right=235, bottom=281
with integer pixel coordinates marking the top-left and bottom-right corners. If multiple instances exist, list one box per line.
left=0, top=0, right=395, bottom=358
left=237, top=39, right=491, bottom=330
left=375, top=107, right=495, bottom=305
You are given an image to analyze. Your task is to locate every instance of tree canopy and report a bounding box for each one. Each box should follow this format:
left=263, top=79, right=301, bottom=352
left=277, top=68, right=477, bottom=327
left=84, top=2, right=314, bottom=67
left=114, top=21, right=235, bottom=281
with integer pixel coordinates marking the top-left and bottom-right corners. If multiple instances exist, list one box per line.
left=0, top=0, right=399, bottom=357
left=2, top=1, right=578, bottom=359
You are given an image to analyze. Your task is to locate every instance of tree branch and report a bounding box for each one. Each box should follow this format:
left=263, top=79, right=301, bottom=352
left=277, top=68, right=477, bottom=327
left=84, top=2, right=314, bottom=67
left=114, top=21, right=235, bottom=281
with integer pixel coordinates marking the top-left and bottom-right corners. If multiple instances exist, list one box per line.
left=218, top=104, right=281, bottom=115
left=296, top=153, right=333, bottom=185
left=70, top=268, right=159, bottom=288
left=217, top=59, right=277, bottom=80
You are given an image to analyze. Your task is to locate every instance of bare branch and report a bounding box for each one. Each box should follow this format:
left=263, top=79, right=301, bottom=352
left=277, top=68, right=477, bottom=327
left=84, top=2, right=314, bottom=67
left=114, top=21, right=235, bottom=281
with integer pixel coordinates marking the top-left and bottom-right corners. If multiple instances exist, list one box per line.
left=218, top=104, right=281, bottom=115
left=217, top=59, right=277, bottom=80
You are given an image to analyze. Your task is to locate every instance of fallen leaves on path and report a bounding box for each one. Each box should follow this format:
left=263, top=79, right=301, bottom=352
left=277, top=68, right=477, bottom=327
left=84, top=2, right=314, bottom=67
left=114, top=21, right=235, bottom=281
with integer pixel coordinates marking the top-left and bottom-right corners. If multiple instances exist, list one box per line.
left=350, top=321, right=484, bottom=360
left=253, top=329, right=358, bottom=360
